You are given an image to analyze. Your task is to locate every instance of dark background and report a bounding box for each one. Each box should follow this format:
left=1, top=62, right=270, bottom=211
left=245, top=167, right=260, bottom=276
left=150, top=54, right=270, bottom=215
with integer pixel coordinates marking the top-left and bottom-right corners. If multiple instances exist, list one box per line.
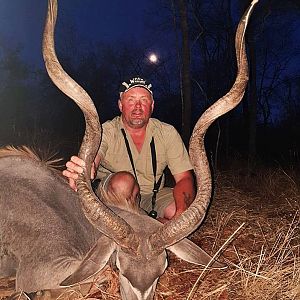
left=0, top=0, right=299, bottom=171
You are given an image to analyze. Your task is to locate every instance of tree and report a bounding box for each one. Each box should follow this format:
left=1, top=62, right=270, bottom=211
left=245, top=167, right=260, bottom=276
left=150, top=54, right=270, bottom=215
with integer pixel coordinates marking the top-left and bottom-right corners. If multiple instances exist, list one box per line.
left=177, top=0, right=192, bottom=145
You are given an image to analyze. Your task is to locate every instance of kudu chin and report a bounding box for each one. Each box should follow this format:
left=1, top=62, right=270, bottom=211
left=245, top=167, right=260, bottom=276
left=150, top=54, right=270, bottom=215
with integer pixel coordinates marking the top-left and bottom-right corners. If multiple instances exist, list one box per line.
left=0, top=0, right=259, bottom=299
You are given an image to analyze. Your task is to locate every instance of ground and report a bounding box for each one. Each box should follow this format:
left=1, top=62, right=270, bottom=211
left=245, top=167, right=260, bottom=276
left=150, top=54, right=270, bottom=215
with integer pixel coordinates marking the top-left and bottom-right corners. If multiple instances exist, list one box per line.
left=1, top=166, right=300, bottom=299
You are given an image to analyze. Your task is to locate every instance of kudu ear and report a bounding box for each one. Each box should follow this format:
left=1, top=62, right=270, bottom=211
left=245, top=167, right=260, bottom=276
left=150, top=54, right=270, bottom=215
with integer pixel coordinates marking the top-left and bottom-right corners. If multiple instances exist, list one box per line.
left=167, top=238, right=226, bottom=269
left=60, top=235, right=116, bottom=286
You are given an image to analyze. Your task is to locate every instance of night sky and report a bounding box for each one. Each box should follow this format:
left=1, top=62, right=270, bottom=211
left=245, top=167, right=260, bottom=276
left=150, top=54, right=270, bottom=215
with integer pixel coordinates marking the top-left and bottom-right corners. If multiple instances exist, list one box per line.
left=1, top=1, right=299, bottom=95
left=0, top=0, right=154, bottom=67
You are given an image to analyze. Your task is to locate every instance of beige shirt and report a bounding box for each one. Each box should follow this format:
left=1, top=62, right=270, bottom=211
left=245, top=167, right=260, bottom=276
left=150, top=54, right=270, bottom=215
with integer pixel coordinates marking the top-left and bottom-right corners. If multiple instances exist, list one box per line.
left=97, top=116, right=193, bottom=195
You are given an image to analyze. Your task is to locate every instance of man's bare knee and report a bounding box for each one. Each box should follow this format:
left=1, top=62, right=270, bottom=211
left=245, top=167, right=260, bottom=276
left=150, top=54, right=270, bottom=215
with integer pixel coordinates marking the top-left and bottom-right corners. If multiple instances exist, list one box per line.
left=107, top=171, right=139, bottom=201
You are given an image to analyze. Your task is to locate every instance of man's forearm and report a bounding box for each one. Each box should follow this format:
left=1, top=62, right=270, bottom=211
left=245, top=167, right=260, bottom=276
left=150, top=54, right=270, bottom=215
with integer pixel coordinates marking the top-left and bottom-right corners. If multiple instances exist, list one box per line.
left=173, top=176, right=195, bottom=214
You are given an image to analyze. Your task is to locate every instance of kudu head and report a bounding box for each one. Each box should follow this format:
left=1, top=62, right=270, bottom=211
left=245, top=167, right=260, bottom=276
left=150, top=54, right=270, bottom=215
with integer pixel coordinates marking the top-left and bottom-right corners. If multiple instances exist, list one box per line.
left=115, top=224, right=168, bottom=299
left=42, top=0, right=259, bottom=299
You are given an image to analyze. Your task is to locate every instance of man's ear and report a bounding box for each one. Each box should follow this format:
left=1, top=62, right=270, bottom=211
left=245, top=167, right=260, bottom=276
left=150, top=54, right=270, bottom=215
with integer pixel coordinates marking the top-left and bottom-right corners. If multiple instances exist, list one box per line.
left=118, top=99, right=122, bottom=112
left=167, top=238, right=226, bottom=269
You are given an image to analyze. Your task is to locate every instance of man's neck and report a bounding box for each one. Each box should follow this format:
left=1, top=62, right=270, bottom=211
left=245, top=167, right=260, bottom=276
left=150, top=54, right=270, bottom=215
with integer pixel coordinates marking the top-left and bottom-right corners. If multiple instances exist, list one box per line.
left=122, top=119, right=149, bottom=152
left=125, top=125, right=146, bottom=137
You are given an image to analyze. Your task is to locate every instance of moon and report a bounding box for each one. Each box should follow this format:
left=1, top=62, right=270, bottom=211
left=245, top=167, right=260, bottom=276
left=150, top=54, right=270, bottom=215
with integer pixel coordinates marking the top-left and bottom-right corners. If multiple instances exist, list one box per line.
left=148, top=53, right=158, bottom=63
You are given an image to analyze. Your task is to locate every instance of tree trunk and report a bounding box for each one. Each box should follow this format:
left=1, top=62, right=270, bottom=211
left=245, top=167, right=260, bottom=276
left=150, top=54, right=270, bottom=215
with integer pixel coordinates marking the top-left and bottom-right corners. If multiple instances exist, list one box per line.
left=247, top=38, right=257, bottom=171
left=178, top=0, right=192, bottom=146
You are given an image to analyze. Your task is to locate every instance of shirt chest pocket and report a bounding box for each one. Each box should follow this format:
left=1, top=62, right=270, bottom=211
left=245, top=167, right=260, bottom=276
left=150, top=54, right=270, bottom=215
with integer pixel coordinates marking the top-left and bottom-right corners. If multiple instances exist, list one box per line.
left=102, top=152, right=132, bottom=173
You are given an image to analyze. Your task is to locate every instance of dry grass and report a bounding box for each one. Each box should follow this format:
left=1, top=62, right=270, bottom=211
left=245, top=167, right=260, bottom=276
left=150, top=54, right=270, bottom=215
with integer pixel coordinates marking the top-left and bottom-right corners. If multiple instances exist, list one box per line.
left=2, top=166, right=300, bottom=300
left=185, top=166, right=300, bottom=300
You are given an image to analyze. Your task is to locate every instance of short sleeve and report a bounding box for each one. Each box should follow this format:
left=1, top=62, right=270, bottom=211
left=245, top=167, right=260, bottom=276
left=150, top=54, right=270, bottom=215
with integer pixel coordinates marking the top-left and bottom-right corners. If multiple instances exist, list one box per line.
left=98, top=122, right=111, bottom=159
left=165, top=127, right=193, bottom=175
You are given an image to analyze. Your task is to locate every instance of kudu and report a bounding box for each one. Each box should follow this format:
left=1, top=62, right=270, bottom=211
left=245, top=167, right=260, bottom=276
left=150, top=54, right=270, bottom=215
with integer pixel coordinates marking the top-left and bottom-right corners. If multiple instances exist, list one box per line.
left=0, top=0, right=258, bottom=299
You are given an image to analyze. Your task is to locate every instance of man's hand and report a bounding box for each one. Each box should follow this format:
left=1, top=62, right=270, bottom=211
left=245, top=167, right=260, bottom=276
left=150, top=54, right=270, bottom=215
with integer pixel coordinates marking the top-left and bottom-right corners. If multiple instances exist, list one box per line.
left=171, top=171, right=195, bottom=218
left=62, top=156, right=96, bottom=191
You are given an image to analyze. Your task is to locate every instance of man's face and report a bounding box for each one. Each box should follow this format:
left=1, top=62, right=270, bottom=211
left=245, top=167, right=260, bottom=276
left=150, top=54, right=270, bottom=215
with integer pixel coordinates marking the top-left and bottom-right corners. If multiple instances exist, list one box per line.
left=118, top=87, right=154, bottom=129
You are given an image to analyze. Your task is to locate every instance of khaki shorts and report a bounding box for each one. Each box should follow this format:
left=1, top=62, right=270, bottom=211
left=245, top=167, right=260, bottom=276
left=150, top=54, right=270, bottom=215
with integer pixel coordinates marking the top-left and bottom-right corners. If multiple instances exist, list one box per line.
left=140, top=187, right=174, bottom=218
